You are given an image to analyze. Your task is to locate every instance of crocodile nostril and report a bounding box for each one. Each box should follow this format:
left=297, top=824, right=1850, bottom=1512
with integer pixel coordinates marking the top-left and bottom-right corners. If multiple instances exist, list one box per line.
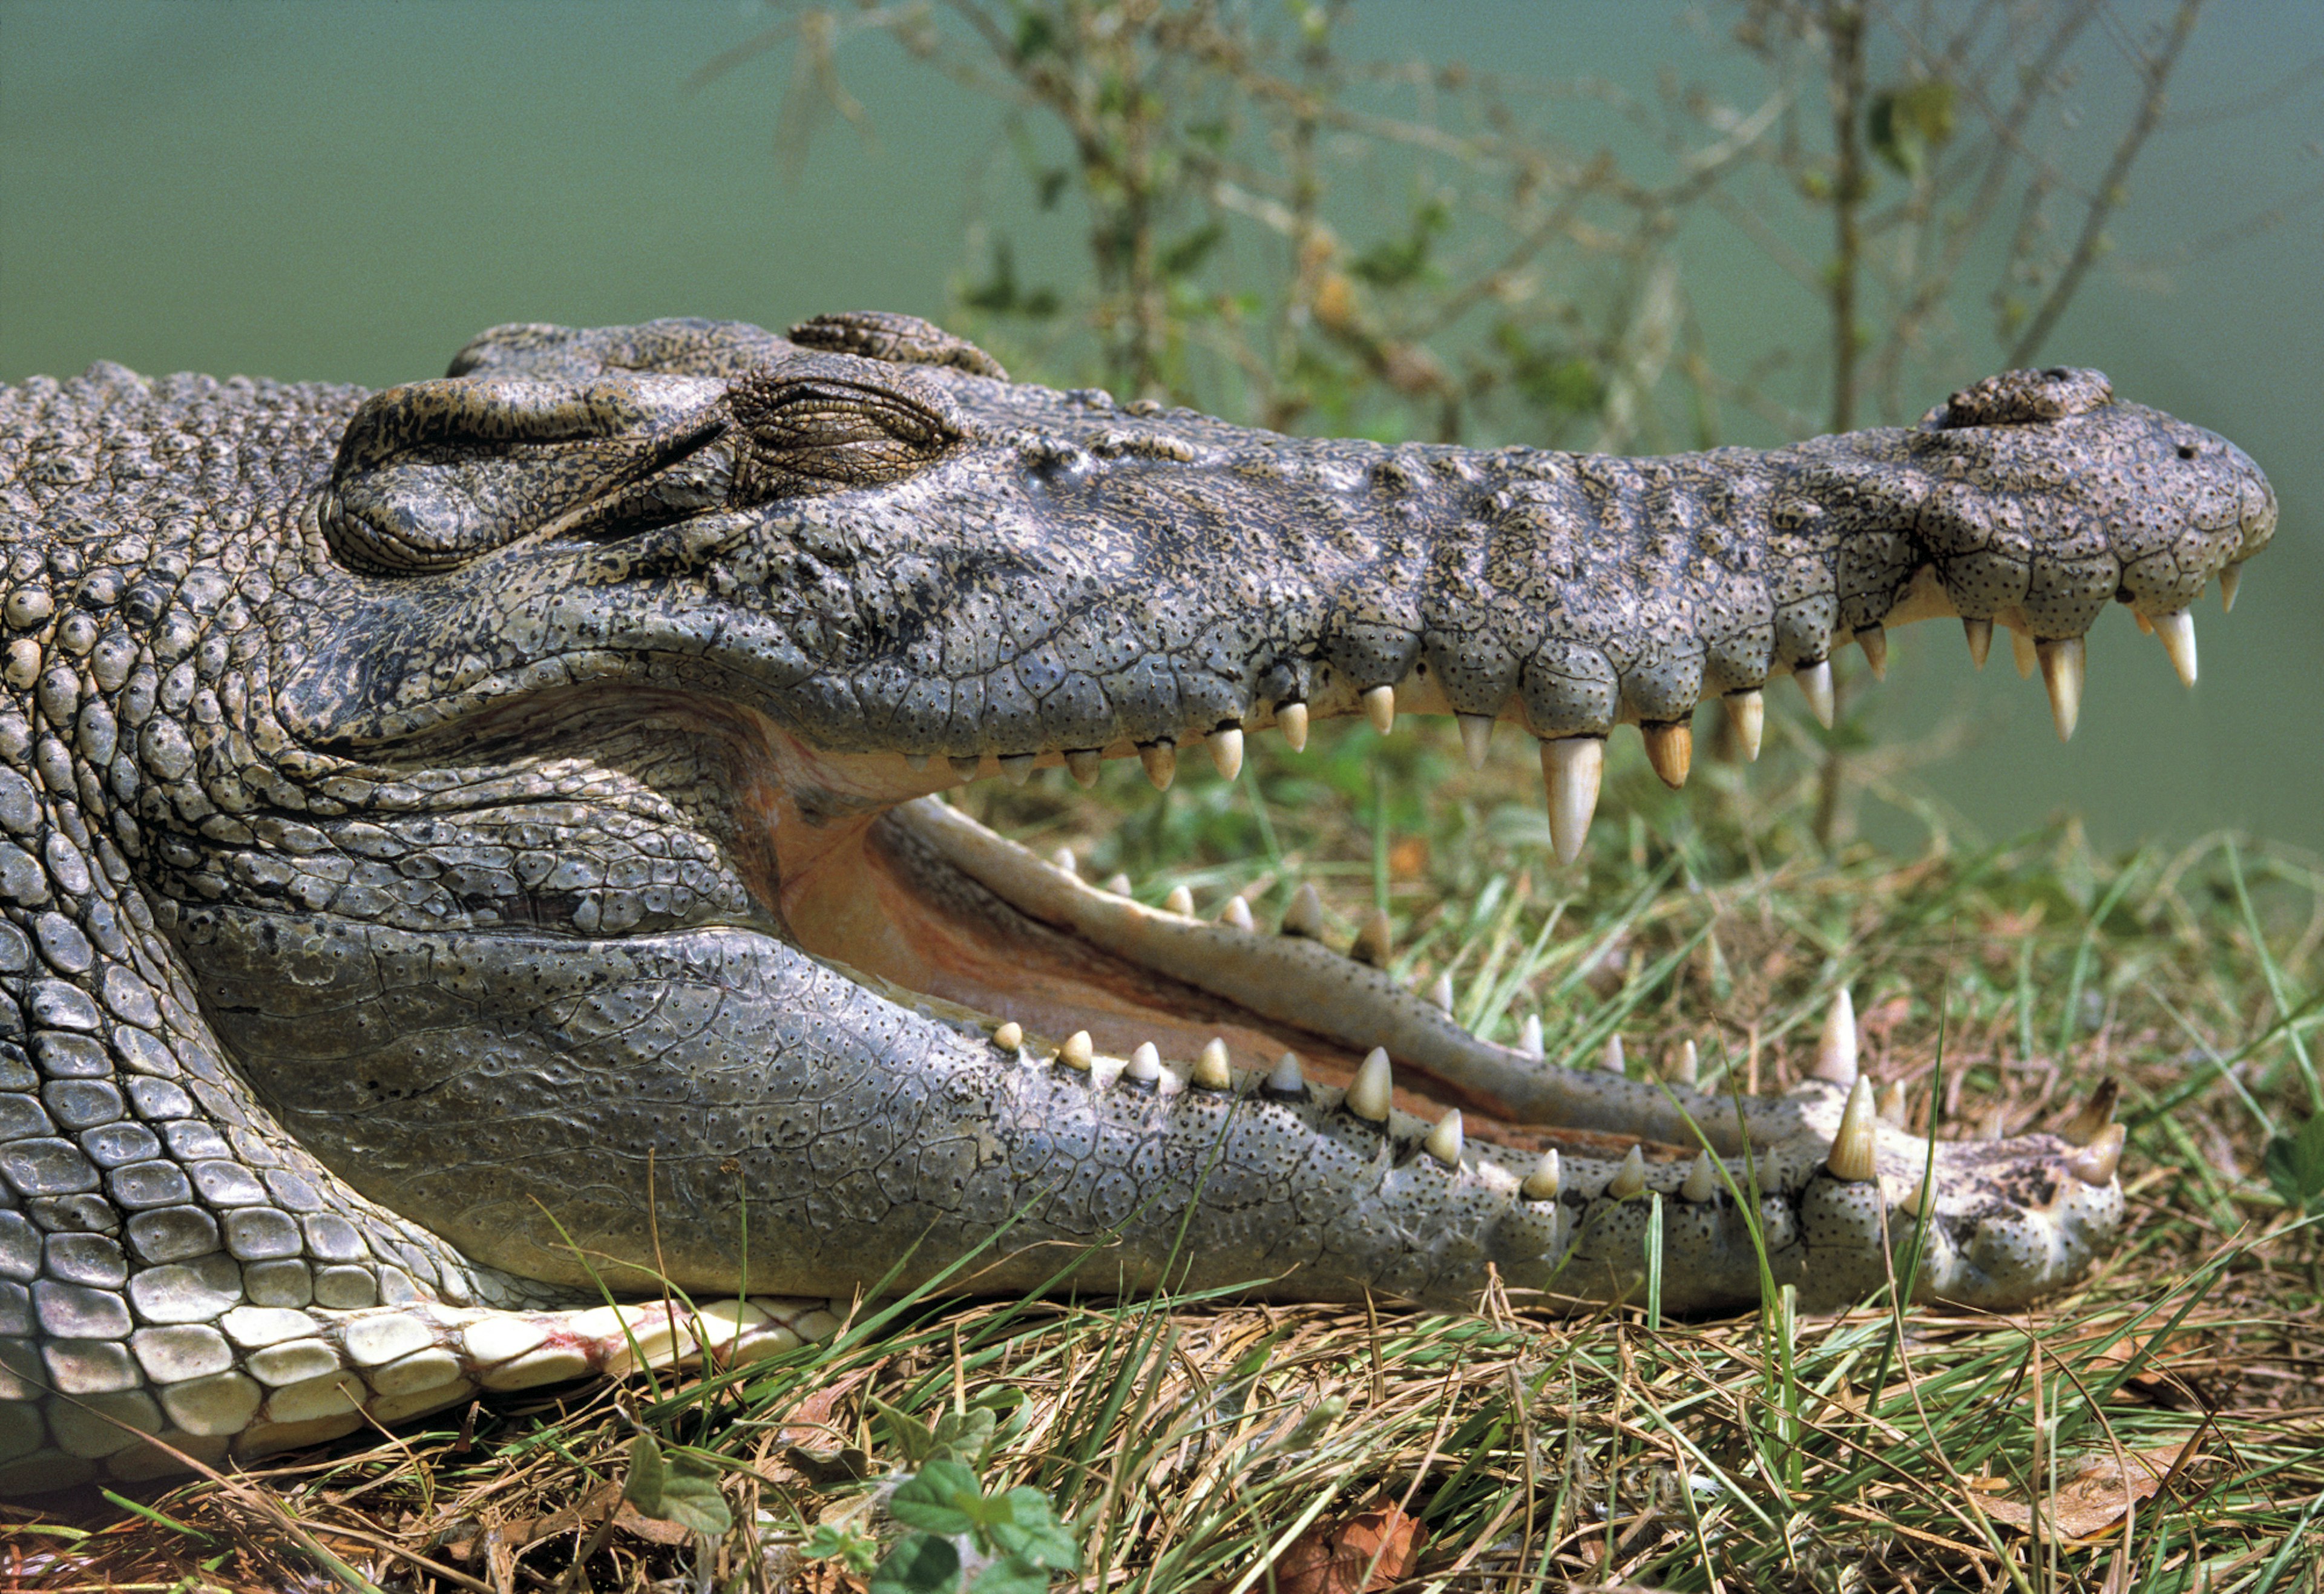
left=2177, top=442, right=2199, bottom=459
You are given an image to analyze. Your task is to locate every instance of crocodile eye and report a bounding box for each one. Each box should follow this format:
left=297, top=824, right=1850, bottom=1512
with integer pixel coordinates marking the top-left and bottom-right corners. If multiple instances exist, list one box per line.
left=728, top=372, right=962, bottom=498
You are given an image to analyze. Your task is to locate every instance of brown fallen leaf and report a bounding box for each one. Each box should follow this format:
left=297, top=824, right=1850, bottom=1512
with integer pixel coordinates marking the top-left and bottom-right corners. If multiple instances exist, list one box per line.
left=1267, top=1501, right=1426, bottom=1594
left=1980, top=1442, right=2201, bottom=1541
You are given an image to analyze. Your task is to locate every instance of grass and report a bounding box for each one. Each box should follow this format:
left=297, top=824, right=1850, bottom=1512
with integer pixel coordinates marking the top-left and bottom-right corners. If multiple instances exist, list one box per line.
left=7, top=706, right=2321, bottom=1593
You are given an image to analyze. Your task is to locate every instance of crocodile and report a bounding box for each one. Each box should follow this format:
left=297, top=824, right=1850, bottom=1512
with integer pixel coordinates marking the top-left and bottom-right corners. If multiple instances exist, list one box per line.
left=0, top=312, right=2275, bottom=1492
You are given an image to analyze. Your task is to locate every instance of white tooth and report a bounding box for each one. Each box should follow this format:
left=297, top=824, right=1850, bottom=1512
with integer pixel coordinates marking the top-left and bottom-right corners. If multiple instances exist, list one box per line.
left=1059, top=1031, right=1095, bottom=1071
left=1207, top=726, right=1245, bottom=780
left=1667, top=1040, right=1699, bottom=1085
left=1264, top=1051, right=1305, bottom=1095
left=1813, top=988, right=1859, bottom=1084
left=1522, top=1148, right=1562, bottom=1201
left=1642, top=721, right=1692, bottom=789
left=1352, top=908, right=1393, bottom=966
left=1140, top=741, right=1178, bottom=789
left=2011, top=625, right=2038, bottom=680
left=1192, top=1038, right=1233, bottom=1090
left=1899, top=1175, right=1930, bottom=1217
left=1164, top=885, right=1195, bottom=917
left=1278, top=701, right=1310, bottom=752
left=1281, top=882, right=1325, bottom=938
left=993, top=1022, right=1023, bottom=1051
left=950, top=755, right=983, bottom=781
left=1825, top=1077, right=1879, bottom=1182
left=1540, top=736, right=1604, bottom=867
left=1221, top=896, right=1255, bottom=931
left=1051, top=847, right=1078, bottom=876
left=1362, top=684, right=1397, bottom=735
left=2219, top=564, right=2241, bottom=612
left=1857, top=625, right=1888, bottom=680
left=1457, top=712, right=1494, bottom=769
left=1065, top=749, right=1103, bottom=788
left=1104, top=873, right=1133, bottom=896
left=2133, top=608, right=2155, bottom=635
left=1428, top=972, right=1455, bottom=1012
left=1601, top=1035, right=1627, bottom=1075
left=1126, top=1042, right=1163, bottom=1083
left=1518, top=1014, right=1544, bottom=1059
left=1793, top=660, right=1835, bottom=729
left=2065, top=1122, right=2126, bottom=1185
left=999, top=753, right=1036, bottom=786
left=2037, top=636, right=2085, bottom=741
left=1876, top=1080, right=1908, bottom=1127
left=1680, top=1150, right=1720, bottom=1203
left=905, top=752, right=931, bottom=771
left=1607, top=1145, right=1646, bottom=1199
left=2153, top=609, right=2198, bottom=687
left=2063, top=1080, right=2119, bottom=1146
left=1722, top=689, right=1764, bottom=762
left=1345, top=1048, right=1394, bottom=1121
left=1962, top=617, right=1993, bottom=669
left=1422, top=1108, right=1464, bottom=1167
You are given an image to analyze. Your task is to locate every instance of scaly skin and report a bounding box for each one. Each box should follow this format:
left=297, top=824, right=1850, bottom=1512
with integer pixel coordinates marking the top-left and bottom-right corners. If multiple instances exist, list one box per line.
left=0, top=315, right=2276, bottom=1491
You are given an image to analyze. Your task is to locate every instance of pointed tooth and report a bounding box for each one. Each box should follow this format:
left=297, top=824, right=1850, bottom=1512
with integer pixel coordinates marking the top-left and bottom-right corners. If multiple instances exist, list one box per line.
left=2133, top=608, right=2155, bottom=636
left=1351, top=908, right=1393, bottom=966
left=1522, top=1148, right=1562, bottom=1201
left=1427, top=972, right=1455, bottom=1012
left=1825, top=1077, right=1879, bottom=1182
left=1963, top=617, right=1994, bottom=669
left=1680, top=1150, right=1721, bottom=1204
left=1264, top=1051, right=1305, bottom=1097
left=2037, top=636, right=2085, bottom=740
left=2153, top=609, right=2198, bottom=687
left=1601, top=1035, right=1627, bottom=1075
left=1059, top=1031, right=1095, bottom=1071
left=1857, top=624, right=1889, bottom=680
left=1539, top=735, right=1604, bottom=867
left=1123, top=1041, right=1163, bottom=1084
left=992, top=1022, right=1023, bottom=1052
left=1607, top=1145, right=1647, bottom=1199
left=1139, top=741, right=1178, bottom=789
left=1051, top=847, right=1078, bottom=876
left=905, top=752, right=931, bottom=772
left=1422, top=1108, right=1464, bottom=1168
left=1362, top=684, right=1397, bottom=735
left=1793, top=660, right=1835, bottom=729
left=1722, top=689, right=1764, bottom=762
left=1103, top=873, right=1134, bottom=896
left=1457, top=712, right=1495, bottom=770
left=1876, top=1080, right=1908, bottom=1127
left=1065, top=749, right=1103, bottom=788
left=1642, top=721, right=1692, bottom=789
left=1667, top=1040, right=1699, bottom=1086
left=1221, top=896, right=1255, bottom=931
left=2219, top=564, right=2241, bottom=612
left=1277, top=701, right=1310, bottom=752
left=1192, top=1038, right=1233, bottom=1090
left=1281, top=882, right=1325, bottom=939
left=999, top=753, right=1036, bottom=786
left=2011, top=625, right=2038, bottom=679
left=1809, top=988, right=1857, bottom=1085
left=1899, top=1173, right=1931, bottom=1217
left=1162, top=884, right=1195, bottom=917
left=2065, top=1122, right=2126, bottom=1185
left=1206, top=725, right=1245, bottom=781
left=2061, top=1080, right=2119, bottom=1147
left=1518, top=1014, right=1544, bottom=1060
left=1345, top=1048, right=1394, bottom=1122
left=950, top=754, right=983, bottom=781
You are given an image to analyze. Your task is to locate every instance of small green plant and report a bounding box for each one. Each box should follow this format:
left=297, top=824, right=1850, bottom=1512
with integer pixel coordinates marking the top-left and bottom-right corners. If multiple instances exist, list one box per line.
left=620, top=1428, right=734, bottom=1537
left=2263, top=1112, right=2324, bottom=1216
left=801, top=1456, right=1080, bottom=1594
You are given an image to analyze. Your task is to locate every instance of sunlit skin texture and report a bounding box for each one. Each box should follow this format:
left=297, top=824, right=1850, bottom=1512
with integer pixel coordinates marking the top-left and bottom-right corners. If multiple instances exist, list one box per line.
left=0, top=313, right=2275, bottom=1488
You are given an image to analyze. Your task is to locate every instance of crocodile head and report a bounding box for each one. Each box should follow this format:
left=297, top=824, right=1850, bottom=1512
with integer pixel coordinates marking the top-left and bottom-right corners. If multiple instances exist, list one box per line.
left=175, top=313, right=2270, bottom=1315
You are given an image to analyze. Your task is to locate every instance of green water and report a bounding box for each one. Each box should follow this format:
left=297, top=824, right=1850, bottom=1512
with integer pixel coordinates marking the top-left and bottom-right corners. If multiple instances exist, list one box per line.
left=3, top=1, right=2316, bottom=855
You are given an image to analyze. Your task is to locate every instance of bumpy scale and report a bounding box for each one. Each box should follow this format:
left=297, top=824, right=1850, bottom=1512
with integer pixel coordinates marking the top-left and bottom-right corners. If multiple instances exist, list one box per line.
left=0, top=313, right=2276, bottom=1490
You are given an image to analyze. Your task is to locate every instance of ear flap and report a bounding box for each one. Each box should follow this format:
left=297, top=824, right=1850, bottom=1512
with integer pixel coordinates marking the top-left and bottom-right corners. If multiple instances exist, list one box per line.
left=321, top=373, right=730, bottom=576
left=787, top=311, right=1009, bottom=381
left=1923, top=367, right=2113, bottom=430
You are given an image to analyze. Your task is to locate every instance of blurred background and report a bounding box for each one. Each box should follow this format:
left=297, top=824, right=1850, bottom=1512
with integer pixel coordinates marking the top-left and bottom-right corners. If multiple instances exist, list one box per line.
left=2, top=0, right=2317, bottom=859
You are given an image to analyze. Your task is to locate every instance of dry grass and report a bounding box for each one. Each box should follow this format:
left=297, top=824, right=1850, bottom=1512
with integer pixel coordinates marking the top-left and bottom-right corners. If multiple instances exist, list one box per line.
left=7, top=717, right=2320, bottom=1593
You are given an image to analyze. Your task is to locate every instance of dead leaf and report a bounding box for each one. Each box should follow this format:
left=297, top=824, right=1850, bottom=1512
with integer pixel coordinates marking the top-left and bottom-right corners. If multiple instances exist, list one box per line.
left=1267, top=1501, right=1426, bottom=1594
left=1980, top=1443, right=2199, bottom=1541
